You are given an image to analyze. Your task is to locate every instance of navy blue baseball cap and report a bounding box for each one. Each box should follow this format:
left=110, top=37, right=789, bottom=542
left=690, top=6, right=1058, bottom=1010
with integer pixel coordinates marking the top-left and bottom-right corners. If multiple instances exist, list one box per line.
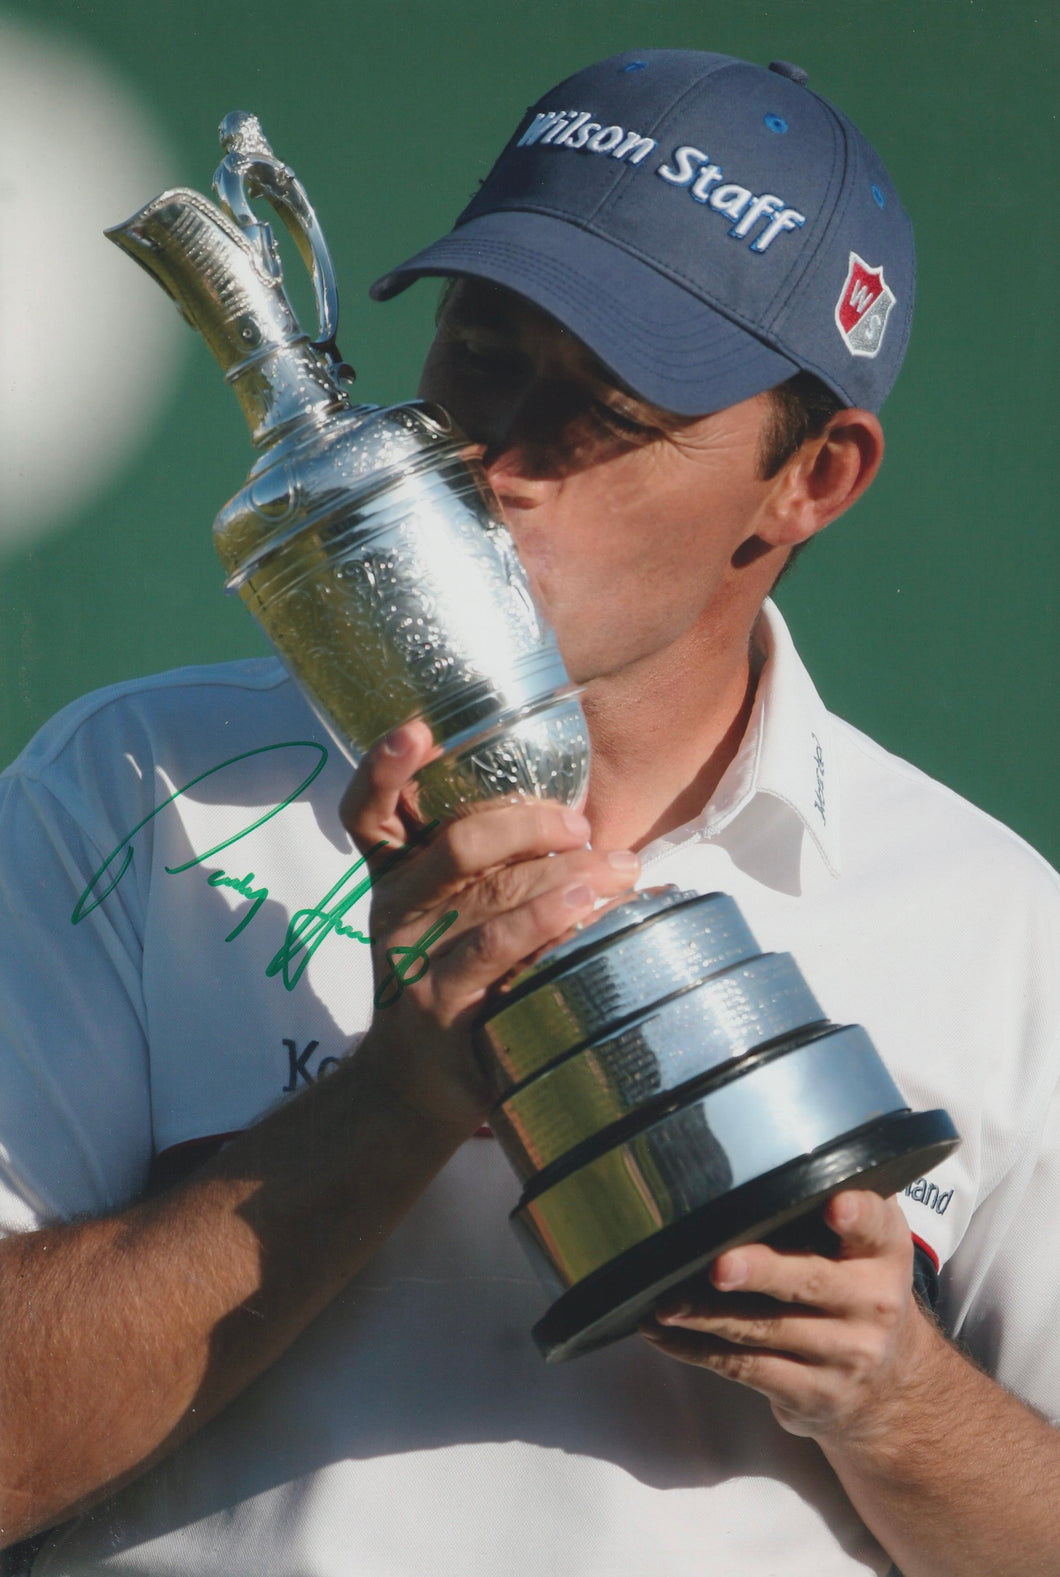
left=371, top=50, right=915, bottom=415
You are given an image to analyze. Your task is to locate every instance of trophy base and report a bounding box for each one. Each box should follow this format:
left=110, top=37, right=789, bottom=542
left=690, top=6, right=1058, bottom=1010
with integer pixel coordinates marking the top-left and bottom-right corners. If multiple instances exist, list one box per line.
left=531, top=1108, right=958, bottom=1362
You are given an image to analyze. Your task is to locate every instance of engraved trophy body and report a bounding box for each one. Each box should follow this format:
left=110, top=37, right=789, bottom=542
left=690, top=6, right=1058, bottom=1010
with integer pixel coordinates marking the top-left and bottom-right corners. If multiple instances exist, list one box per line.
left=109, top=116, right=958, bottom=1362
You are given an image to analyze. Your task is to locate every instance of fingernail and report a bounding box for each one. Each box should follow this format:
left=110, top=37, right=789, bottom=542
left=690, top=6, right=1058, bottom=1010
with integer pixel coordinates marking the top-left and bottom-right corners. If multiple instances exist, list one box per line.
left=607, top=850, right=640, bottom=872
left=563, top=884, right=594, bottom=909
left=832, top=1194, right=858, bottom=1230
left=562, top=807, right=591, bottom=838
left=657, top=1298, right=691, bottom=1323
left=382, top=727, right=411, bottom=756
left=640, top=1326, right=663, bottom=1343
left=713, top=1253, right=747, bottom=1290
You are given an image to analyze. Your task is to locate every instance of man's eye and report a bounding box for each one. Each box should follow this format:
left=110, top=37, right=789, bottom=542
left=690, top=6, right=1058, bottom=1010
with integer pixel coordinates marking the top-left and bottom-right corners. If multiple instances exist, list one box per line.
left=450, top=341, right=524, bottom=381
left=589, top=400, right=658, bottom=442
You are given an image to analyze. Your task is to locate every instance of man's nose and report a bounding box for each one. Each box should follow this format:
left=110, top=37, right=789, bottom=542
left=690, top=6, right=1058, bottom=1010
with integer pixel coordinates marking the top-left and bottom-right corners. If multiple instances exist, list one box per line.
left=484, top=442, right=550, bottom=505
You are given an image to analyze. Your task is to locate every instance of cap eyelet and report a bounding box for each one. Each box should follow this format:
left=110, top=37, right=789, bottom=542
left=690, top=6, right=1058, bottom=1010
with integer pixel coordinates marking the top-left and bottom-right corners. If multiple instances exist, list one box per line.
left=621, top=60, right=649, bottom=72
left=764, top=113, right=789, bottom=134
left=871, top=184, right=886, bottom=208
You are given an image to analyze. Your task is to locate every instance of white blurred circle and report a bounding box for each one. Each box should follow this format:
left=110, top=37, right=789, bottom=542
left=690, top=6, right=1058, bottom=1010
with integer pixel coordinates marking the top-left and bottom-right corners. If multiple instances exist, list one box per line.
left=0, top=15, right=183, bottom=551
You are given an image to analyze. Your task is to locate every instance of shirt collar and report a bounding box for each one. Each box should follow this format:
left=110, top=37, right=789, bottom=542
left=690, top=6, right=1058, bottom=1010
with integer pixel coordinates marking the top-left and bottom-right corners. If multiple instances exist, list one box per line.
left=641, top=599, right=842, bottom=877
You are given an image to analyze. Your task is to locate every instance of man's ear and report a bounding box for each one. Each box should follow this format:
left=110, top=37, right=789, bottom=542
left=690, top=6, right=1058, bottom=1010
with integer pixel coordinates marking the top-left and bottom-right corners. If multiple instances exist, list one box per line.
left=757, top=409, right=884, bottom=549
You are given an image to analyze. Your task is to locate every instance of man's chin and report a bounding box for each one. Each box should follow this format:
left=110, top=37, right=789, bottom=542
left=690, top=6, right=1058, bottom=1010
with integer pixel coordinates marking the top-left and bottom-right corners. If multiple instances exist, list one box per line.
left=558, top=641, right=631, bottom=689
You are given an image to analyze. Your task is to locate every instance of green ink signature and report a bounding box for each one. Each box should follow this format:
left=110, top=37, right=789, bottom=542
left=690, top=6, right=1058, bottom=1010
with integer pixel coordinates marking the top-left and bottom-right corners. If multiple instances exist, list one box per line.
left=72, top=741, right=329, bottom=923
left=206, top=869, right=269, bottom=942
left=263, top=821, right=456, bottom=1004
left=71, top=740, right=456, bottom=1004
left=373, top=911, right=460, bottom=1009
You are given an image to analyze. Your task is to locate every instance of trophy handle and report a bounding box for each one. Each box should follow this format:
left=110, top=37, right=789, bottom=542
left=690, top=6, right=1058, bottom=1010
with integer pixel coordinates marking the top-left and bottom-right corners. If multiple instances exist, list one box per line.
left=214, top=111, right=354, bottom=381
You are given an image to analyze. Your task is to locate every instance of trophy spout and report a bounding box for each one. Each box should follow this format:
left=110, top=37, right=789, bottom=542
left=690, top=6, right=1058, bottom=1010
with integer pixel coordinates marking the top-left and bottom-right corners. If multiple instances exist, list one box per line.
left=106, top=189, right=347, bottom=448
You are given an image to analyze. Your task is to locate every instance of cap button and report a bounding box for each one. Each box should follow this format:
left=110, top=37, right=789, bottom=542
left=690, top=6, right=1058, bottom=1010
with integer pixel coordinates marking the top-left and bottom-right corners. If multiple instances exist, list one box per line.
left=768, top=60, right=809, bottom=86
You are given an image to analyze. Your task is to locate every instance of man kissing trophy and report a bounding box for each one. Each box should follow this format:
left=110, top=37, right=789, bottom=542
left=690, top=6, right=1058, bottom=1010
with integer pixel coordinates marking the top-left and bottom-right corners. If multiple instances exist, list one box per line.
left=108, top=105, right=955, bottom=1360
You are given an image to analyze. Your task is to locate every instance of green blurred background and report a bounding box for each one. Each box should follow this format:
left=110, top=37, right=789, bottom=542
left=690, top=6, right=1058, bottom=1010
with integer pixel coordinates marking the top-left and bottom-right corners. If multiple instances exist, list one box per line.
left=1, top=0, right=1056, bottom=864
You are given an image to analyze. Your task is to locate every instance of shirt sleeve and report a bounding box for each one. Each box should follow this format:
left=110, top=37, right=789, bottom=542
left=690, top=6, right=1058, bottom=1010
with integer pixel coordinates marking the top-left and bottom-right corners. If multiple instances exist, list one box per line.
left=947, top=1060, right=1060, bottom=1425
left=0, top=766, right=153, bottom=1232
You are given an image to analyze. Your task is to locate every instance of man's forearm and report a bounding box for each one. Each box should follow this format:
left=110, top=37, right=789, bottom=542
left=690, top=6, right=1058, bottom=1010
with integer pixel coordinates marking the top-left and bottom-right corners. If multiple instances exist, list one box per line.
left=0, top=760, right=629, bottom=1549
left=821, top=1317, right=1060, bottom=1577
left=0, top=1045, right=467, bottom=1547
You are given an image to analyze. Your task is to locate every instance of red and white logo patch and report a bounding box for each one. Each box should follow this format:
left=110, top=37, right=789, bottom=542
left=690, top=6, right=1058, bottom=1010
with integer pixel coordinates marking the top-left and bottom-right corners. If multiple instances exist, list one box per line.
left=834, top=252, right=896, bottom=358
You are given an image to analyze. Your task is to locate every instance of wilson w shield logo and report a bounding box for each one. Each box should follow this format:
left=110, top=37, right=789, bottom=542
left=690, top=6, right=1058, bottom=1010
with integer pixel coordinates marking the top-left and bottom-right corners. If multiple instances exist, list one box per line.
left=835, top=253, right=896, bottom=358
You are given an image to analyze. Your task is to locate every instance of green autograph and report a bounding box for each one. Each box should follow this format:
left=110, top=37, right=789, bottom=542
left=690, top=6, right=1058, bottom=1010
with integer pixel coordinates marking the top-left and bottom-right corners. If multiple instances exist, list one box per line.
left=71, top=740, right=457, bottom=1006
left=261, top=827, right=457, bottom=1006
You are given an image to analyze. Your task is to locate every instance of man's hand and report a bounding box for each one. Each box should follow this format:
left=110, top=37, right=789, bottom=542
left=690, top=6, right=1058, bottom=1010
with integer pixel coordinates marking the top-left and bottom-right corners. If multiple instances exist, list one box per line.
left=340, top=720, right=640, bottom=1137
left=641, top=1190, right=937, bottom=1446
left=642, top=1190, right=1060, bottom=1576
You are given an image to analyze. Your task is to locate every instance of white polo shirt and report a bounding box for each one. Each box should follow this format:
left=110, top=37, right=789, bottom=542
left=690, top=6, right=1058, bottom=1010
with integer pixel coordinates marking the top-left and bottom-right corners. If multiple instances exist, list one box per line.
left=1, top=602, right=1057, bottom=1576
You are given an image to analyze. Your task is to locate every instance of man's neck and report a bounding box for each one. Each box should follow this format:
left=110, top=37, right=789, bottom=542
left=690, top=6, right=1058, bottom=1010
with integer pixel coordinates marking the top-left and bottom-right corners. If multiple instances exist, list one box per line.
left=580, top=607, right=762, bottom=853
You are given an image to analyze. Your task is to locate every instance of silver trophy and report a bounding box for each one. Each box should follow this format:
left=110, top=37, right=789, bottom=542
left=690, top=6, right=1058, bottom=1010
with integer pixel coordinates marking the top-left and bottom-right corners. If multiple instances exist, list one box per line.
left=109, top=116, right=958, bottom=1361
left=107, top=112, right=588, bottom=823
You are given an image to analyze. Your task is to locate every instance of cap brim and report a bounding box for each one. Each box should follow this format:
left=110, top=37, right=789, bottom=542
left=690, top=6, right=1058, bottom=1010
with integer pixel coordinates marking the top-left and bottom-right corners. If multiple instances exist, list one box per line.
left=370, top=210, right=800, bottom=416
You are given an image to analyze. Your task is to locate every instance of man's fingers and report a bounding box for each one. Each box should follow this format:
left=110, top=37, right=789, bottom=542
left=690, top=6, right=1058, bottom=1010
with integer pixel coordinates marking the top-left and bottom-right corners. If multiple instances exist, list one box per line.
left=424, top=879, right=603, bottom=1014
left=641, top=1319, right=785, bottom=1370
left=824, top=1190, right=910, bottom=1260
left=648, top=1293, right=829, bottom=1353
left=369, top=840, right=640, bottom=1018
left=701, top=1245, right=838, bottom=1309
left=402, top=801, right=595, bottom=900
left=340, top=722, right=438, bottom=851
left=700, top=1194, right=907, bottom=1300
left=365, top=798, right=597, bottom=929
left=645, top=1196, right=912, bottom=1326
